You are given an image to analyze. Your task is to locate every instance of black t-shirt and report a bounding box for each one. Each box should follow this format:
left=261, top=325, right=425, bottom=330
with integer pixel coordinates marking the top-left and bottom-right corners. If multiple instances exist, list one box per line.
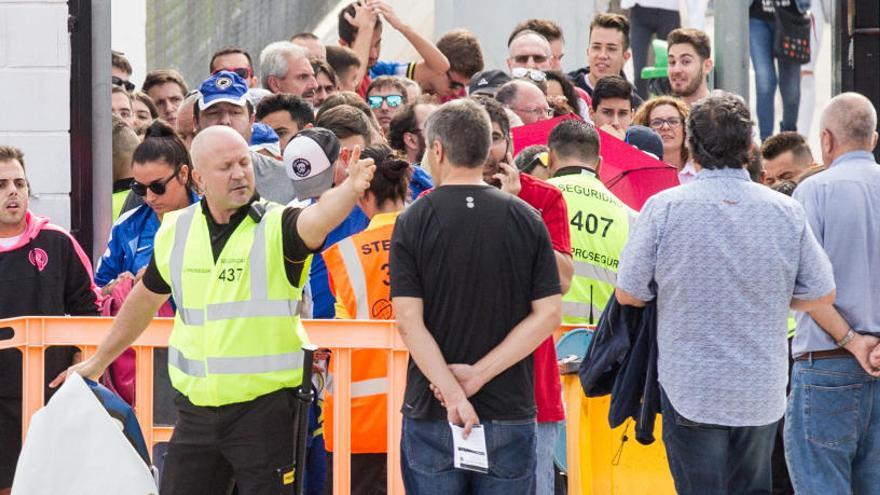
left=142, top=197, right=314, bottom=294
left=390, top=185, right=561, bottom=421
left=750, top=0, right=799, bottom=21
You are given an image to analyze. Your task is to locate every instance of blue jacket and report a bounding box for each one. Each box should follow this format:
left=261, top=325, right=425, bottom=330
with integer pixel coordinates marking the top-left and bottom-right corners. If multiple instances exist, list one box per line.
left=95, top=191, right=200, bottom=287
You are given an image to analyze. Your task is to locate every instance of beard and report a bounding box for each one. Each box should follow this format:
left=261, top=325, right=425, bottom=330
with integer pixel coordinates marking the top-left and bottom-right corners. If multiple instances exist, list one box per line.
left=672, top=67, right=705, bottom=98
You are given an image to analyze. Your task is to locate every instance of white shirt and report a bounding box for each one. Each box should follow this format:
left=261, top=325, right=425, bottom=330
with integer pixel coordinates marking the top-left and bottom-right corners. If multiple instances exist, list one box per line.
left=0, top=233, right=23, bottom=249
left=678, top=161, right=698, bottom=185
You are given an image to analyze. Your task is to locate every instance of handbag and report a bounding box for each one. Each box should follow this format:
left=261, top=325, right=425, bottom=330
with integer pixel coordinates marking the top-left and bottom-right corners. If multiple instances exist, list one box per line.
left=774, top=5, right=812, bottom=64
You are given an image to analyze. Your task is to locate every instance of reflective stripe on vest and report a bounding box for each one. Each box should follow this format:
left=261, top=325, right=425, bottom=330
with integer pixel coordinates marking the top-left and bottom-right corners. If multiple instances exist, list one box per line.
left=350, top=377, right=389, bottom=398
left=169, top=203, right=299, bottom=325
left=573, top=261, right=617, bottom=286
left=169, top=346, right=304, bottom=377
left=337, top=237, right=370, bottom=319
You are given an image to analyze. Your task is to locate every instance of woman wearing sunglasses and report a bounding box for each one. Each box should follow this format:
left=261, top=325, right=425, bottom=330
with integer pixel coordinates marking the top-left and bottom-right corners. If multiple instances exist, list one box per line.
left=95, top=120, right=199, bottom=295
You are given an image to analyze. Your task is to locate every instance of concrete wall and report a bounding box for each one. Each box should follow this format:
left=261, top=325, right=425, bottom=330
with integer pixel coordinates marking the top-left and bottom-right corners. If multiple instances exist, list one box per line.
left=0, top=0, right=71, bottom=229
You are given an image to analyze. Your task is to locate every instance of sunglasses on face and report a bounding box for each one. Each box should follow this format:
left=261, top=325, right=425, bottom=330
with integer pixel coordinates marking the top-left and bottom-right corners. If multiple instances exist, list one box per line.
left=211, top=67, right=253, bottom=80
left=367, top=94, right=404, bottom=109
left=131, top=171, right=178, bottom=196
left=112, top=76, right=135, bottom=92
left=512, top=54, right=549, bottom=66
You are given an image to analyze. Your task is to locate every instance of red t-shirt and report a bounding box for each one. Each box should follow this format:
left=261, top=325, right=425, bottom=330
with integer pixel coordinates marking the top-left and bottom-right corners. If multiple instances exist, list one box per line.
left=518, top=173, right=568, bottom=423
left=357, top=73, right=371, bottom=99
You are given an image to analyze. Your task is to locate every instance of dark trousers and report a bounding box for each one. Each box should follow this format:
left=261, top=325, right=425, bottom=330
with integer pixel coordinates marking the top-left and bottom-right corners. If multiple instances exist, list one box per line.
left=630, top=4, right=681, bottom=99
left=324, top=452, right=387, bottom=495
left=660, top=389, right=778, bottom=495
left=160, top=389, right=299, bottom=495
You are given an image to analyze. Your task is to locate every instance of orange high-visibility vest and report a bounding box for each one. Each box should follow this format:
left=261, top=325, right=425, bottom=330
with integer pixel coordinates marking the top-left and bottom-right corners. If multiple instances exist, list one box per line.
left=322, top=212, right=398, bottom=454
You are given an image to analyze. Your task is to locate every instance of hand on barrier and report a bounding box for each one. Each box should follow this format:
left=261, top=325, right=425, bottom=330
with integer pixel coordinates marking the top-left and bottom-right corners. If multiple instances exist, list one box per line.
left=844, top=333, right=880, bottom=377
left=49, top=356, right=105, bottom=389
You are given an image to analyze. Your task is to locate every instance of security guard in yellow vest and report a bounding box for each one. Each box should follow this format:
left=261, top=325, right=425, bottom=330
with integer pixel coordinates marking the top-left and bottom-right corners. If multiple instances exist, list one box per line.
left=546, top=120, right=637, bottom=325
left=54, top=125, right=376, bottom=494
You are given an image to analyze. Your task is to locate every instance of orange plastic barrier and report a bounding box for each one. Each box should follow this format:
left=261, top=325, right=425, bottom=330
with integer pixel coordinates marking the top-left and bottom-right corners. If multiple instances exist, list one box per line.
left=0, top=317, right=590, bottom=494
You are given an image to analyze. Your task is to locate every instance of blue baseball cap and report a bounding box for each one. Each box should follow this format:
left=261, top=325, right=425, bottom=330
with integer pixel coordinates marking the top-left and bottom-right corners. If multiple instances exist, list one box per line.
left=625, top=125, right=664, bottom=161
left=198, top=70, right=250, bottom=111
left=250, top=123, right=279, bottom=146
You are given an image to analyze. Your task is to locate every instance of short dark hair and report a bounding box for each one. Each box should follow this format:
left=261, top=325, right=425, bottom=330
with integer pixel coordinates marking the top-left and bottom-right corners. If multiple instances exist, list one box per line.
left=338, top=2, right=382, bottom=45
left=360, top=144, right=411, bottom=206
left=591, top=75, right=633, bottom=110
left=210, top=46, right=254, bottom=73
left=388, top=101, right=419, bottom=153
left=760, top=131, right=813, bottom=165
left=112, top=50, right=132, bottom=76
left=470, top=95, right=510, bottom=142
left=132, top=91, right=159, bottom=119
left=425, top=99, right=492, bottom=168
left=133, top=120, right=194, bottom=191
left=590, top=13, right=630, bottom=50
left=325, top=45, right=361, bottom=77
left=508, top=19, right=564, bottom=46
left=142, top=69, right=188, bottom=96
left=316, top=104, right=373, bottom=144
left=316, top=91, right=376, bottom=127
left=667, top=28, right=711, bottom=61
left=437, top=29, right=484, bottom=78
left=367, top=76, right=408, bottom=100
left=545, top=71, right=581, bottom=116
left=311, top=59, right=338, bottom=87
left=0, top=145, right=25, bottom=171
left=746, top=146, right=763, bottom=182
left=687, top=92, right=754, bottom=170
left=548, top=119, right=600, bottom=164
left=256, top=94, right=315, bottom=129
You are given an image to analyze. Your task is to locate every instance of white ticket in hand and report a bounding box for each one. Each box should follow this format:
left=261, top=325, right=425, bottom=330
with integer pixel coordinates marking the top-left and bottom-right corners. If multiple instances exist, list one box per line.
left=450, top=423, right=489, bottom=473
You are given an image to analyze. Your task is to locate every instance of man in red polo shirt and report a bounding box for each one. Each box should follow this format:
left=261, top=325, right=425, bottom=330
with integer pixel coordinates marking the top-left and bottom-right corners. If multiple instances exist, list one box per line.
left=472, top=96, right=572, bottom=495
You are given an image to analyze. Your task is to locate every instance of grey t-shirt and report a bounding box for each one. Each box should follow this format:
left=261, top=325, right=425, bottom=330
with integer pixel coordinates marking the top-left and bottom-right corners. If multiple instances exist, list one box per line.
left=251, top=151, right=299, bottom=205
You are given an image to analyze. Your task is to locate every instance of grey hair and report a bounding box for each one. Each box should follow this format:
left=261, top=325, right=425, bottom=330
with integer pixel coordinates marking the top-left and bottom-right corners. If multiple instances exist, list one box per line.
left=508, top=30, right=551, bottom=56
left=259, top=41, right=309, bottom=90
left=821, top=92, right=878, bottom=148
left=425, top=99, right=492, bottom=169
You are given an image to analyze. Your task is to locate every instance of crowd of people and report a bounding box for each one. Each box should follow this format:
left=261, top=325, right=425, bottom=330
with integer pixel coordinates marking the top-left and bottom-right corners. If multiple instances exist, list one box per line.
left=1, top=1, right=878, bottom=494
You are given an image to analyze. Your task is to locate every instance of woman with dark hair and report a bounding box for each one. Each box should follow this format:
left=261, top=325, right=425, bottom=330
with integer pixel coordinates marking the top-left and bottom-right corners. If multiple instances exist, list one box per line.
left=321, top=143, right=410, bottom=494
left=130, top=91, right=159, bottom=137
left=96, top=120, right=199, bottom=292
left=545, top=70, right=588, bottom=119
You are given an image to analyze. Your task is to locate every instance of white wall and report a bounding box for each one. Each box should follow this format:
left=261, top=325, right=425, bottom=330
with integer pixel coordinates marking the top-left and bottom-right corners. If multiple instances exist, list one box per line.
left=0, top=0, right=72, bottom=229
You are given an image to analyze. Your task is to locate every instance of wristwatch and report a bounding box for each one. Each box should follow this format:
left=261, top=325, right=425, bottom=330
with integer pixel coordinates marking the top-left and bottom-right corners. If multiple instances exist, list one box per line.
left=836, top=328, right=856, bottom=348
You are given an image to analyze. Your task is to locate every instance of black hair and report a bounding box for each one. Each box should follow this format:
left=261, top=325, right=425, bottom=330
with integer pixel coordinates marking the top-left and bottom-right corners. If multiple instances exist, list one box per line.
left=256, top=94, right=316, bottom=129
left=687, top=93, right=754, bottom=170
left=359, top=144, right=411, bottom=207
left=591, top=75, right=633, bottom=111
left=545, top=70, right=581, bottom=116
left=548, top=119, right=600, bottom=164
left=132, top=120, right=194, bottom=191
left=470, top=94, right=510, bottom=139
left=338, top=2, right=382, bottom=45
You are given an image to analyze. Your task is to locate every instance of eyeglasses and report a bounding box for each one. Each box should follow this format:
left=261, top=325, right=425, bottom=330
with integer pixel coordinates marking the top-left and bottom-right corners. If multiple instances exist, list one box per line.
left=511, top=106, right=554, bottom=118
left=511, top=67, right=547, bottom=82
left=112, top=76, right=135, bottom=92
left=212, top=67, right=253, bottom=80
left=649, top=117, right=683, bottom=129
left=131, top=172, right=178, bottom=196
left=367, top=94, right=404, bottom=109
left=512, top=54, right=549, bottom=66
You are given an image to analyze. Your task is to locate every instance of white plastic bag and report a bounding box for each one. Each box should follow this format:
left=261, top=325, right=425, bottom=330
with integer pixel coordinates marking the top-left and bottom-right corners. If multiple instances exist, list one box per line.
left=12, top=373, right=158, bottom=495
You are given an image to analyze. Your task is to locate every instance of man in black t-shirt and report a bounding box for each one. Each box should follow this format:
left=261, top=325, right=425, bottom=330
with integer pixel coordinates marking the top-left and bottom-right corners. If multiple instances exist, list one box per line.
left=390, top=99, right=562, bottom=494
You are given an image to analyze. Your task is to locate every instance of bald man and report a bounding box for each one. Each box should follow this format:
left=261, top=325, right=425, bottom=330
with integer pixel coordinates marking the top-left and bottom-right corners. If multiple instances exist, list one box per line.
left=785, top=92, right=880, bottom=494
left=496, top=79, right=553, bottom=125
left=53, top=126, right=376, bottom=495
left=507, top=31, right=553, bottom=72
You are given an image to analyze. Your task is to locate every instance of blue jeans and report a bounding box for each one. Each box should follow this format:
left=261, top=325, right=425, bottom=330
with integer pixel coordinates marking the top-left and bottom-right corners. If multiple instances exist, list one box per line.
left=784, top=357, right=880, bottom=494
left=401, top=417, right=536, bottom=495
left=660, top=389, right=778, bottom=495
left=535, top=421, right=560, bottom=495
left=749, top=17, right=802, bottom=140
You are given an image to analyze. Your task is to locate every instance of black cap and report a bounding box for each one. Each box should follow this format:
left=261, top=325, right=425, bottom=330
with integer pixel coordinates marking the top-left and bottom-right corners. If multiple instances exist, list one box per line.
left=624, top=125, right=664, bottom=160
left=468, top=70, right=512, bottom=96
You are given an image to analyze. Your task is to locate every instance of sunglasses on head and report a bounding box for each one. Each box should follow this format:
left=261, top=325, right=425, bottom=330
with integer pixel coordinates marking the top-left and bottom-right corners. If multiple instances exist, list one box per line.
left=367, top=94, right=404, bottom=109
left=112, top=76, right=135, bottom=92
left=131, top=171, right=178, bottom=196
left=212, top=67, right=253, bottom=80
